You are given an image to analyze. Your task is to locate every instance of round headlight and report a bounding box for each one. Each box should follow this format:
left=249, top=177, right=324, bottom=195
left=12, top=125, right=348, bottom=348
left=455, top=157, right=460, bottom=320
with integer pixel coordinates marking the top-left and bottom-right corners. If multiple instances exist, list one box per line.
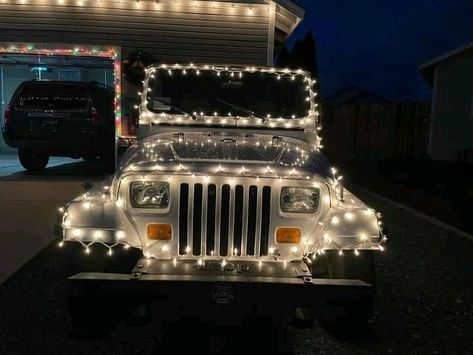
left=280, top=187, right=320, bottom=213
left=130, top=181, right=170, bottom=209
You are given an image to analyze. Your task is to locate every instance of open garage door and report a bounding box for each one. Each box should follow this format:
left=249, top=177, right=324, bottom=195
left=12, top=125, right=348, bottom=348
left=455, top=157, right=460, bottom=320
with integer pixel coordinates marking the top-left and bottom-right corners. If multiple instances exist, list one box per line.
left=0, top=45, right=121, bottom=172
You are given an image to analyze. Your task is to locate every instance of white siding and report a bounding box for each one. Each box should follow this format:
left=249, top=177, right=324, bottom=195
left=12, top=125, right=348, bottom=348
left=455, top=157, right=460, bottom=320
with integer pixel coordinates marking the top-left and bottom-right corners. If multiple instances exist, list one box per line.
left=0, top=1, right=270, bottom=64
left=429, top=49, right=473, bottom=161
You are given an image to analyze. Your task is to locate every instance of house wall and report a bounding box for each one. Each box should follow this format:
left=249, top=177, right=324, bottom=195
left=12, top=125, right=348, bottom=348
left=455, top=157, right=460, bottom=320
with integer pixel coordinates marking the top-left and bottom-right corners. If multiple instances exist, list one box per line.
left=0, top=0, right=271, bottom=65
left=429, top=48, right=473, bottom=162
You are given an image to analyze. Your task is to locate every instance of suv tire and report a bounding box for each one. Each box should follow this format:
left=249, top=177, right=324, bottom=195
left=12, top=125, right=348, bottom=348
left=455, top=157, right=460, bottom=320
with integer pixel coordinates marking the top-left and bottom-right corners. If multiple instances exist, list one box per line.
left=18, top=148, right=49, bottom=171
left=310, top=250, right=376, bottom=332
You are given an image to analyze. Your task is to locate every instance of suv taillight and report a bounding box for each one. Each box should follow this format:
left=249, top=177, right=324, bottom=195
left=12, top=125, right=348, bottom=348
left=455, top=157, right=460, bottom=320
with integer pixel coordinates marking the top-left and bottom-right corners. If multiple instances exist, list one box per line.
left=91, top=107, right=101, bottom=125
left=4, top=105, right=11, bottom=125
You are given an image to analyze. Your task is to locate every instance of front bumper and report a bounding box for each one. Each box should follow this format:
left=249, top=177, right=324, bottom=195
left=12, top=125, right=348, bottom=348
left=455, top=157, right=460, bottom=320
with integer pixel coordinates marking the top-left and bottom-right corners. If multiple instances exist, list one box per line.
left=68, top=259, right=373, bottom=324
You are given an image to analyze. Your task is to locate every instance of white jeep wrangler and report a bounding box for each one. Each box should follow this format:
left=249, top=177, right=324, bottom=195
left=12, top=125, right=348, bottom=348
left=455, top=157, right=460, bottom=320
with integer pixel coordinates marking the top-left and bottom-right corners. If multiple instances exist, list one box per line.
left=57, top=64, right=387, bottom=342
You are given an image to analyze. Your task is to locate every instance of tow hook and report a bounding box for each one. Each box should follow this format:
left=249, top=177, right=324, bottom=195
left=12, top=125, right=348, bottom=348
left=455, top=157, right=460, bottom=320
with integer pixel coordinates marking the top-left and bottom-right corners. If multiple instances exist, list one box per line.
left=130, top=272, right=142, bottom=280
left=302, top=276, right=313, bottom=284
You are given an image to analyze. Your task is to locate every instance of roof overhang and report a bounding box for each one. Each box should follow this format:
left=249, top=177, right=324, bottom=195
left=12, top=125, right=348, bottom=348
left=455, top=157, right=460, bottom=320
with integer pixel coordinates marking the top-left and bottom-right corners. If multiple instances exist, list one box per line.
left=420, top=41, right=473, bottom=85
left=273, top=0, right=305, bottom=46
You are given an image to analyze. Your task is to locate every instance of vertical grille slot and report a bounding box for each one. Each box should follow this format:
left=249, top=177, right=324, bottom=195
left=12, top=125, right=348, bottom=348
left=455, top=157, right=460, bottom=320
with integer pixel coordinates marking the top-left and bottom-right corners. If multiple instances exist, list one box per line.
left=233, top=185, right=244, bottom=255
left=260, top=186, right=271, bottom=256
left=178, top=183, right=189, bottom=255
left=219, top=185, right=230, bottom=256
left=206, top=184, right=217, bottom=255
left=246, top=185, right=258, bottom=256
left=192, top=184, right=203, bottom=255
left=177, top=181, right=272, bottom=258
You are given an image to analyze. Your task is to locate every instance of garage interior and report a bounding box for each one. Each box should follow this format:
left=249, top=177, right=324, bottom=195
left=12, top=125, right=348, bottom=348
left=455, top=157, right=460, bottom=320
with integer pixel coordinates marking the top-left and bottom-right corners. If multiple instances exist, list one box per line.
left=0, top=52, right=114, bottom=155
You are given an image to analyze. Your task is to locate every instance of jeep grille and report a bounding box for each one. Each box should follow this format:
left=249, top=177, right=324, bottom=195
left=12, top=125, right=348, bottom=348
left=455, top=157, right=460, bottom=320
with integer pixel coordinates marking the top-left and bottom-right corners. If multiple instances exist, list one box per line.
left=178, top=183, right=271, bottom=257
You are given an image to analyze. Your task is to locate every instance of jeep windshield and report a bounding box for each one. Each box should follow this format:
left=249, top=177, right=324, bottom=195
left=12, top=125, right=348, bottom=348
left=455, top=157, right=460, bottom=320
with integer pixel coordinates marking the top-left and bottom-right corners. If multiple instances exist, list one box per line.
left=146, top=69, right=310, bottom=120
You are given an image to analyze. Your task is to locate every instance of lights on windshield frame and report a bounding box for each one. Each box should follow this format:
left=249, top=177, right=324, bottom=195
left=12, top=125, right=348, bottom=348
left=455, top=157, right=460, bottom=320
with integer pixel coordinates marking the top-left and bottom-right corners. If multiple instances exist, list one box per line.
left=137, top=64, right=321, bottom=147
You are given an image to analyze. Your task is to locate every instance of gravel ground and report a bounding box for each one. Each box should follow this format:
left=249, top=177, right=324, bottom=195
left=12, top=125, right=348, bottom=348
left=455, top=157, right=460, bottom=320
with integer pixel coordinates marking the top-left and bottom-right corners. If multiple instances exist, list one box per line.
left=1, top=187, right=472, bottom=354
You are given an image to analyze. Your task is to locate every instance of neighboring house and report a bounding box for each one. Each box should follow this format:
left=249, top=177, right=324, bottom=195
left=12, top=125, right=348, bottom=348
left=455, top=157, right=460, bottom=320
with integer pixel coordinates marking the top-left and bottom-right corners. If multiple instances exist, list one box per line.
left=0, top=0, right=304, bottom=151
left=420, top=41, right=473, bottom=162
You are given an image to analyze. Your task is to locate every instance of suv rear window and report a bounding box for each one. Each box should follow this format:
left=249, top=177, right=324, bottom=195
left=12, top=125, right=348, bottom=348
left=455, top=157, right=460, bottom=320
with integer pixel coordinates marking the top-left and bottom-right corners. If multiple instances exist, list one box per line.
left=16, top=83, right=89, bottom=110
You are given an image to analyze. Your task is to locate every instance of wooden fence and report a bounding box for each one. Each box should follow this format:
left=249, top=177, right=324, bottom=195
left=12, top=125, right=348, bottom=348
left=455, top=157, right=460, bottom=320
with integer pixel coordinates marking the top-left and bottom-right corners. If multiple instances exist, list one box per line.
left=321, top=102, right=431, bottom=162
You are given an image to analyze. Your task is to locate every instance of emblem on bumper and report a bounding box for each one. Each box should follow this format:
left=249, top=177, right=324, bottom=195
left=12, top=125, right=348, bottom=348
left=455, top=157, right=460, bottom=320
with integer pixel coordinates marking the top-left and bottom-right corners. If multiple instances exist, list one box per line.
left=211, top=283, right=235, bottom=305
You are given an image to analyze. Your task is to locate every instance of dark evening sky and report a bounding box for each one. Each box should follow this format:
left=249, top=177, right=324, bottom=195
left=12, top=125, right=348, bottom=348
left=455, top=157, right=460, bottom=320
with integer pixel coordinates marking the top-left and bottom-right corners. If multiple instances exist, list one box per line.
left=288, top=0, right=473, bottom=101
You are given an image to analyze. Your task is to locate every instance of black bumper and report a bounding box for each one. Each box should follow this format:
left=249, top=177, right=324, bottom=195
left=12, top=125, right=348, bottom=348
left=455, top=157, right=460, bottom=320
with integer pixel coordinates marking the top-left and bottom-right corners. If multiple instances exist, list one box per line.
left=68, top=271, right=373, bottom=324
left=2, top=127, right=109, bottom=155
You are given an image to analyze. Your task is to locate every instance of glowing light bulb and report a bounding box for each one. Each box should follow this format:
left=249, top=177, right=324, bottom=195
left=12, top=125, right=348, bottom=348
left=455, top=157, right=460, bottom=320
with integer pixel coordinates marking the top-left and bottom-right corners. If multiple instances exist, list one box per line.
left=58, top=241, right=64, bottom=248
left=83, top=201, right=91, bottom=209
left=354, top=249, right=360, bottom=256
left=234, top=248, right=238, bottom=256
left=185, top=246, right=191, bottom=254
left=116, top=199, right=123, bottom=208
left=72, top=229, right=82, bottom=238
left=162, top=245, right=169, bottom=252
left=331, top=216, right=340, bottom=225
left=291, top=247, right=298, bottom=254
left=108, top=248, right=113, bottom=256
left=116, top=231, right=125, bottom=239
left=269, top=247, right=275, bottom=255
left=344, top=212, right=354, bottom=221
left=85, top=246, right=90, bottom=254
left=94, top=231, right=102, bottom=240
left=339, top=249, right=344, bottom=256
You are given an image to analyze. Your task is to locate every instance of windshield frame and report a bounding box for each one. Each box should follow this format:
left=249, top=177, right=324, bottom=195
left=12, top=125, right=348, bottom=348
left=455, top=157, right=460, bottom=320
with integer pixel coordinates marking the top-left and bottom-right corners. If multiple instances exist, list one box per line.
left=138, top=64, right=318, bottom=132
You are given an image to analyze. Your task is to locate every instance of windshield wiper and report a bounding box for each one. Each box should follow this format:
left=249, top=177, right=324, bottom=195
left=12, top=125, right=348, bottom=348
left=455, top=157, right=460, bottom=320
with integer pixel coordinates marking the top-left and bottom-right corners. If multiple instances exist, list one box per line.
left=152, top=98, right=196, bottom=120
left=215, top=98, right=266, bottom=123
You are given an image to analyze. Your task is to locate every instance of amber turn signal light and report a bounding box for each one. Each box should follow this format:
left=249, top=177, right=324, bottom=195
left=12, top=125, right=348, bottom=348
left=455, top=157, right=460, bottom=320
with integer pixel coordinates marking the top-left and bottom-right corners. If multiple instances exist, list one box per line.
left=147, top=223, right=172, bottom=240
left=276, top=227, right=301, bottom=243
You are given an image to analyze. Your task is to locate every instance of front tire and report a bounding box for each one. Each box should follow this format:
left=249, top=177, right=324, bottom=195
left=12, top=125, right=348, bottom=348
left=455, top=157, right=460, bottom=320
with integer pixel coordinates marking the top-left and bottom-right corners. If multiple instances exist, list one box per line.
left=311, top=251, right=376, bottom=329
left=18, top=148, right=49, bottom=171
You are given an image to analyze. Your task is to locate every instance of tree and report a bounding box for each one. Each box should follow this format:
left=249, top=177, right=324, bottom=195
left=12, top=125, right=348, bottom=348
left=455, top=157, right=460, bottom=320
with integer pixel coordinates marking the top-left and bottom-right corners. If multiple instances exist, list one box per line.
left=275, top=44, right=290, bottom=66
left=289, top=31, right=318, bottom=79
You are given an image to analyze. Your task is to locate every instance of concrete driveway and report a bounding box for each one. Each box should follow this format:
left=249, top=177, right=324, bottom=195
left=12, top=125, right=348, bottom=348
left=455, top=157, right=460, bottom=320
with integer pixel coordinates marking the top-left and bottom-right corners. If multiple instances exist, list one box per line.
left=0, top=154, right=110, bottom=284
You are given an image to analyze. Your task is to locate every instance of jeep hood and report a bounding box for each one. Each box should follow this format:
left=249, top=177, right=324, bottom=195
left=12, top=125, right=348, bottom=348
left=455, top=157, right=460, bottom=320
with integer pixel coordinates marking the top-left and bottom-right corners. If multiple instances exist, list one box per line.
left=117, top=132, right=331, bottom=178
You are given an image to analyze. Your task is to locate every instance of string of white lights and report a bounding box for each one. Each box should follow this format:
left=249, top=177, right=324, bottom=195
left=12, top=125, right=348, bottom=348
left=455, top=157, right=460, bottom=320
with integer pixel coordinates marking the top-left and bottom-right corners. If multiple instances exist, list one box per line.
left=137, top=64, right=322, bottom=146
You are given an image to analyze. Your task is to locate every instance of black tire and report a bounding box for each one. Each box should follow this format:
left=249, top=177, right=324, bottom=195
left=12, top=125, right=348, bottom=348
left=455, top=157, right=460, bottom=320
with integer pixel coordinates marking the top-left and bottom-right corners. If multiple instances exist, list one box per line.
left=311, top=251, right=376, bottom=331
left=66, top=243, right=142, bottom=338
left=68, top=289, right=118, bottom=338
left=18, top=148, right=49, bottom=171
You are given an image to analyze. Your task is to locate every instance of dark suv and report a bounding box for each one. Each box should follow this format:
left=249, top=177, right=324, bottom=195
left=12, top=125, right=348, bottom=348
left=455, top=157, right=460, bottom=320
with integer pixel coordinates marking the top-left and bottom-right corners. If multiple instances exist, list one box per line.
left=2, top=80, right=115, bottom=171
